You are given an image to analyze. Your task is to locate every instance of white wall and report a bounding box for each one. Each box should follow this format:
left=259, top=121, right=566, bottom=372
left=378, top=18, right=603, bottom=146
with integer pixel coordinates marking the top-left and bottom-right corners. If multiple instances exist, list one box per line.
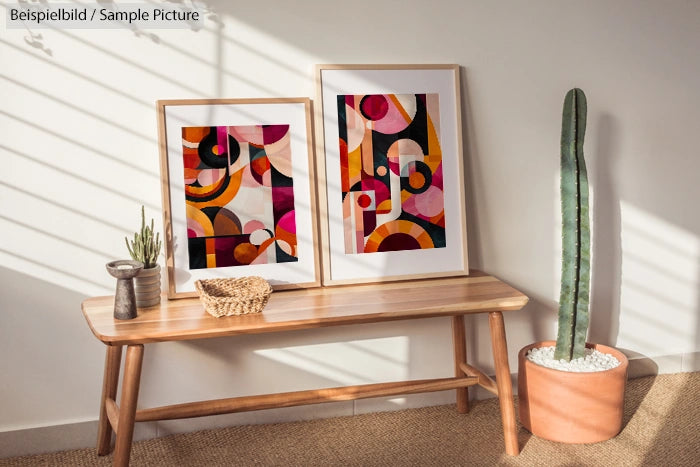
left=1, top=0, right=699, bottom=456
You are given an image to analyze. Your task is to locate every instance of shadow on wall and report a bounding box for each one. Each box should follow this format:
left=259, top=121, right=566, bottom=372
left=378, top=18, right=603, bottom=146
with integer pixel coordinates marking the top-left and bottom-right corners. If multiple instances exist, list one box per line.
left=0, top=266, right=104, bottom=429
left=589, top=113, right=622, bottom=346
left=14, top=1, right=225, bottom=55
left=7, top=1, right=301, bottom=99
left=588, top=111, right=700, bottom=370
left=458, top=67, right=483, bottom=269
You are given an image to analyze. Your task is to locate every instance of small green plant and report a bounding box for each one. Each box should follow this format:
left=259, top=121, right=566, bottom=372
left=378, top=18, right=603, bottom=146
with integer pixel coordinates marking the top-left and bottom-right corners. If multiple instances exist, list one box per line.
left=125, top=206, right=162, bottom=269
left=554, top=88, right=591, bottom=362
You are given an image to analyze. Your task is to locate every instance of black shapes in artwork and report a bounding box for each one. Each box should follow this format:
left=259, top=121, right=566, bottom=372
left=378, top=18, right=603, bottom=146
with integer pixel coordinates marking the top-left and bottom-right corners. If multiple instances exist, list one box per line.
left=270, top=164, right=293, bottom=187
left=337, top=95, right=348, bottom=143
left=276, top=242, right=297, bottom=263
left=400, top=160, right=433, bottom=195
left=188, top=238, right=207, bottom=269
left=197, top=127, right=228, bottom=169
left=227, top=133, right=240, bottom=165
left=398, top=211, right=446, bottom=249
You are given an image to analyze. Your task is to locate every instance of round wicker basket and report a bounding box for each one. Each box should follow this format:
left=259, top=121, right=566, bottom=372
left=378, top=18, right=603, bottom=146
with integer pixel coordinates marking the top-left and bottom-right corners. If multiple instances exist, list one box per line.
left=194, top=277, right=272, bottom=317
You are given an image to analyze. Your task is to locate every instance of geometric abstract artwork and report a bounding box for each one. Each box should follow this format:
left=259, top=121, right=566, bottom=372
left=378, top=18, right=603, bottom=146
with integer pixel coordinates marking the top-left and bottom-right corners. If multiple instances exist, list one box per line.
left=315, top=65, right=468, bottom=285
left=158, top=98, right=319, bottom=298
left=337, top=94, right=445, bottom=254
left=181, top=125, right=297, bottom=269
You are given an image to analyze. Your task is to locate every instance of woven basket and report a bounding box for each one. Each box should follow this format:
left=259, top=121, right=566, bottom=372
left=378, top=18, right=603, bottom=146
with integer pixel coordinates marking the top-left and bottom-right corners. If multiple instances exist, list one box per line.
left=194, top=277, right=272, bottom=317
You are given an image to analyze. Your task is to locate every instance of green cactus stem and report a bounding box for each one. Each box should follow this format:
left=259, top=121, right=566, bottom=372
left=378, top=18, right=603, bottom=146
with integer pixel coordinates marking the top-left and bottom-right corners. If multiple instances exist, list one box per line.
left=125, top=206, right=162, bottom=269
left=554, top=88, right=591, bottom=362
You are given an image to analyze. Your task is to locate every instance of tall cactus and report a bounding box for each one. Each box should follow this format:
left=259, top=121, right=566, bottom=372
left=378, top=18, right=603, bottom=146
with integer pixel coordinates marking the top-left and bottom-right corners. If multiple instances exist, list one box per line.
left=554, top=88, right=591, bottom=361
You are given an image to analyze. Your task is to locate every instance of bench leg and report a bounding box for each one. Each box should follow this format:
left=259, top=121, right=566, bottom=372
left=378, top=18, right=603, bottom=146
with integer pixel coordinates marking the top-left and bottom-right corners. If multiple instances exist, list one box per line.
left=488, top=311, right=519, bottom=456
left=452, top=315, right=469, bottom=413
left=97, top=345, right=122, bottom=455
left=113, top=344, right=144, bottom=467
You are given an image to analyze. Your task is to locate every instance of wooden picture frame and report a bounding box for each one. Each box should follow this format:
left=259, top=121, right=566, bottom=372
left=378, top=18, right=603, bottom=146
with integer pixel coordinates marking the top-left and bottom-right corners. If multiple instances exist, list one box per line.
left=157, top=98, right=320, bottom=298
left=314, top=64, right=469, bottom=285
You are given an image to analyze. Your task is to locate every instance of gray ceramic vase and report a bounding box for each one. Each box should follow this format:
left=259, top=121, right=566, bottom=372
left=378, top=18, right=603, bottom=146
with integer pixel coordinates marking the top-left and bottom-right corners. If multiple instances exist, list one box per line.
left=106, top=260, right=144, bottom=320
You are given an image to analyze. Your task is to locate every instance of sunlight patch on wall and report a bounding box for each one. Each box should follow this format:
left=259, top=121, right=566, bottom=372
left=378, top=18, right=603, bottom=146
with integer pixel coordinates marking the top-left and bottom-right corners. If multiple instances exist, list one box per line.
left=618, top=202, right=699, bottom=355
left=253, top=337, right=409, bottom=387
left=0, top=9, right=323, bottom=297
left=192, top=10, right=319, bottom=97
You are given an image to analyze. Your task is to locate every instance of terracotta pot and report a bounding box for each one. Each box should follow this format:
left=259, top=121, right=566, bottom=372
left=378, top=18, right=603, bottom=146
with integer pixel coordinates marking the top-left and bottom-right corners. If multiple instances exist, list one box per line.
left=518, top=340, right=628, bottom=444
left=134, top=264, right=161, bottom=308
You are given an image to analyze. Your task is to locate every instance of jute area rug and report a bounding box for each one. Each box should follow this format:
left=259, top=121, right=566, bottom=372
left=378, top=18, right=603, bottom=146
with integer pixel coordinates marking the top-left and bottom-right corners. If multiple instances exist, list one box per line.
left=1, top=372, right=698, bottom=466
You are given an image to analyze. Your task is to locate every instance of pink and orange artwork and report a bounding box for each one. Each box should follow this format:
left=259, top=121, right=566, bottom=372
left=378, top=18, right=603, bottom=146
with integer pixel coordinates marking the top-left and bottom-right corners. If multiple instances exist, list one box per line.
left=181, top=124, right=297, bottom=269
left=337, top=93, right=445, bottom=254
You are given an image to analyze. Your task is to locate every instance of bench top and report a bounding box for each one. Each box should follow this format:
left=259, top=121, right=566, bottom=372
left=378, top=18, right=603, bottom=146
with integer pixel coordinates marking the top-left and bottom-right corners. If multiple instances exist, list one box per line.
left=82, top=270, right=528, bottom=345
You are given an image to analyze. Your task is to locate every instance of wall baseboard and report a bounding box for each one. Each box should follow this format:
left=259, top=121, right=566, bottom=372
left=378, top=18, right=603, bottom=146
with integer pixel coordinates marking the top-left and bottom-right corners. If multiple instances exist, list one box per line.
left=0, top=395, right=443, bottom=459
left=0, top=420, right=157, bottom=459
left=626, top=351, right=700, bottom=378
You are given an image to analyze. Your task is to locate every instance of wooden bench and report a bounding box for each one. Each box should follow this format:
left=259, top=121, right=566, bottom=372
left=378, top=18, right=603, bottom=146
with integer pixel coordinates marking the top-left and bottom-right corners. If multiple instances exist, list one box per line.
left=81, top=270, right=528, bottom=466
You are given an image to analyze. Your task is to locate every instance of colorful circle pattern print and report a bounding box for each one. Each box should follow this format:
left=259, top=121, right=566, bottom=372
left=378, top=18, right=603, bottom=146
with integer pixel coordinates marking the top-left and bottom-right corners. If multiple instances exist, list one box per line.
left=337, top=93, right=446, bottom=255
left=181, top=125, right=297, bottom=270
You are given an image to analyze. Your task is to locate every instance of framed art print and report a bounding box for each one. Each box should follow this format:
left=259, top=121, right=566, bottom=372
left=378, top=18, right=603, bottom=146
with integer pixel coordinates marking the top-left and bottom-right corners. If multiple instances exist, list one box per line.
left=157, top=98, right=320, bottom=298
left=315, top=65, right=469, bottom=285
